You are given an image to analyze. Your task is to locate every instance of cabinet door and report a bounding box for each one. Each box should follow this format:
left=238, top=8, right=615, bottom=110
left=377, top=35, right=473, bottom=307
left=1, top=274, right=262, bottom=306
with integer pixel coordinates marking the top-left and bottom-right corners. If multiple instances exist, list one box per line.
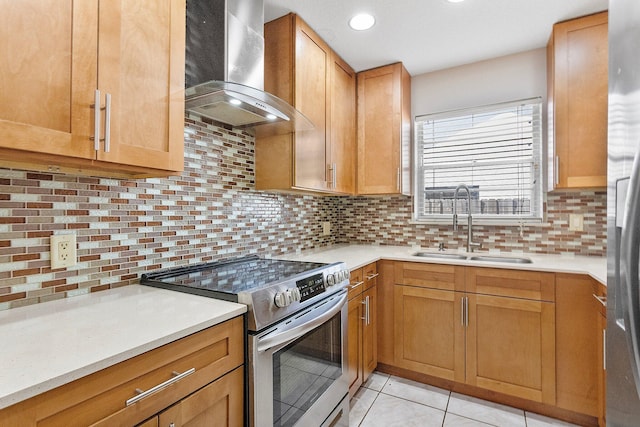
left=393, top=285, right=465, bottom=382
left=555, top=274, right=599, bottom=416
left=329, top=53, right=356, bottom=194
left=97, top=0, right=184, bottom=172
left=347, top=293, right=363, bottom=397
left=357, top=62, right=410, bottom=195
left=597, top=303, right=606, bottom=426
left=362, top=285, right=377, bottom=382
left=159, top=366, right=244, bottom=427
left=293, top=19, right=329, bottom=191
left=466, top=294, right=556, bottom=405
left=0, top=0, right=97, bottom=160
left=377, top=260, right=396, bottom=366
left=550, top=12, right=608, bottom=189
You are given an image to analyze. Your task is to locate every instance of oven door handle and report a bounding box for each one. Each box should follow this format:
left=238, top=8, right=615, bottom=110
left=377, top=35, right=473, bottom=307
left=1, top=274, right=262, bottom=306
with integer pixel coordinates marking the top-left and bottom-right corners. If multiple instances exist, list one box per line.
left=257, top=291, right=347, bottom=353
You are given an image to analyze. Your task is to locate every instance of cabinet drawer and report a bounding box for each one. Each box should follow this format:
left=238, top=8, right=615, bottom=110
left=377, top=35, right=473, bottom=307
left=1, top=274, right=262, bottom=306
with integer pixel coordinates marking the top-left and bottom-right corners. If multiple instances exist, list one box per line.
left=394, top=262, right=465, bottom=292
left=363, top=263, right=378, bottom=291
left=466, top=268, right=555, bottom=302
left=2, top=316, right=244, bottom=427
left=348, top=268, right=364, bottom=300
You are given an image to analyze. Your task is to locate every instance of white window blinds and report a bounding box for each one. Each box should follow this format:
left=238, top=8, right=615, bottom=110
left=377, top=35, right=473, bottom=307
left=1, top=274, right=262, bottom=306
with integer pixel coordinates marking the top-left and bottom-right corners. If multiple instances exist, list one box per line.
left=414, top=98, right=543, bottom=222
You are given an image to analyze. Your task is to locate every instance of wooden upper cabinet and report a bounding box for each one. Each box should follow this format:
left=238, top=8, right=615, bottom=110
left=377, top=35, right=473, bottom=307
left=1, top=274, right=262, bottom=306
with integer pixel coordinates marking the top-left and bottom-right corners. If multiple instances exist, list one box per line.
left=0, top=0, right=97, bottom=160
left=329, top=53, right=357, bottom=194
left=96, top=0, right=185, bottom=173
left=0, top=0, right=185, bottom=178
left=257, top=13, right=355, bottom=194
left=357, top=62, right=411, bottom=195
left=548, top=12, right=608, bottom=190
left=293, top=18, right=330, bottom=191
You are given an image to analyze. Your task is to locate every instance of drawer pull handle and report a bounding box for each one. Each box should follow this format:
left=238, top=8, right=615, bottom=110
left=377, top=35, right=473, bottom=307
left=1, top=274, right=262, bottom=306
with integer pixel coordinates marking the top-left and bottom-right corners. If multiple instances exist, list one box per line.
left=593, top=294, right=607, bottom=307
left=366, top=273, right=379, bottom=280
left=125, top=367, right=196, bottom=406
left=349, top=281, right=364, bottom=289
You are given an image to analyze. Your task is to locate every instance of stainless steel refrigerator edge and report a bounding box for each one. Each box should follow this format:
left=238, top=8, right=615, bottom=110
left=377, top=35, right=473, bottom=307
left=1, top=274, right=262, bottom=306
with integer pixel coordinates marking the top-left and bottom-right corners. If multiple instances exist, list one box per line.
left=607, top=0, right=640, bottom=425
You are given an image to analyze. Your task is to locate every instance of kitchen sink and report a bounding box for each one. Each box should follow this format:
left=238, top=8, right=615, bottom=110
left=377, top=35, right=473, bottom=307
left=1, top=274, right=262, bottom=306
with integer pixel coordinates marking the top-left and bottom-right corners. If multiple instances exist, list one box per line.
left=412, top=252, right=468, bottom=260
left=468, top=255, right=533, bottom=264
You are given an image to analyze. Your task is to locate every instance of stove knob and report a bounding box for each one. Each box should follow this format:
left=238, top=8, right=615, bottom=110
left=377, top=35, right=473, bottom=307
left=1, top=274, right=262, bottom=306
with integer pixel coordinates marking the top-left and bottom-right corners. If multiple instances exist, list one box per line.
left=289, top=287, right=301, bottom=303
left=326, top=274, right=336, bottom=287
left=274, top=291, right=289, bottom=308
left=339, top=270, right=348, bottom=281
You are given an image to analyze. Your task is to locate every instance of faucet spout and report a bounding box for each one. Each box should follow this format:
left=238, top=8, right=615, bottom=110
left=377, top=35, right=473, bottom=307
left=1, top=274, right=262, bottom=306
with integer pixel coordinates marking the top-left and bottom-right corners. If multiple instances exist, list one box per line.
left=452, top=184, right=482, bottom=252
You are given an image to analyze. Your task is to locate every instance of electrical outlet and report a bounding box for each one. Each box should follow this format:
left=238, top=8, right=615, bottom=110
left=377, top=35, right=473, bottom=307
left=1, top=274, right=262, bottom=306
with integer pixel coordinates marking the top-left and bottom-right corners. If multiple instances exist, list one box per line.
left=322, top=222, right=331, bottom=236
left=51, top=234, right=77, bottom=269
left=569, top=214, right=584, bottom=232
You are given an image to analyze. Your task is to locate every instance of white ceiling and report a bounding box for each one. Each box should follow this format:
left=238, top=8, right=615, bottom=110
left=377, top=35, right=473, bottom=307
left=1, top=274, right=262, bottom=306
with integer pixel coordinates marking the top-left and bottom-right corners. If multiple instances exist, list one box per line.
left=263, top=0, right=609, bottom=76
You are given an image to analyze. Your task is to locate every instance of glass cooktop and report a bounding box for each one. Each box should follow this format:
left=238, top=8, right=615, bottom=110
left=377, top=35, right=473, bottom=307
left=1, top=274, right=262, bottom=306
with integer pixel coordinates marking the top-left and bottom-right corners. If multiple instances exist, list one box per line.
left=141, top=256, right=326, bottom=296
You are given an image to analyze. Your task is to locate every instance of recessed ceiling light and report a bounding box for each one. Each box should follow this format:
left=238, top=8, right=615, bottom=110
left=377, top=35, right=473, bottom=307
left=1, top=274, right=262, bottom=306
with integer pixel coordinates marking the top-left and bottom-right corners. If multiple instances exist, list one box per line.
left=447, top=0, right=465, bottom=3
left=229, top=98, right=242, bottom=106
left=349, top=13, right=375, bottom=31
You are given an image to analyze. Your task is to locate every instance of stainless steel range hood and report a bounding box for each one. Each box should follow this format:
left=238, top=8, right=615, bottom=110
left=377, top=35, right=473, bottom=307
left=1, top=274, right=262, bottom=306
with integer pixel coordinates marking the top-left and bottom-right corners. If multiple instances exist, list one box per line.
left=185, top=0, right=312, bottom=134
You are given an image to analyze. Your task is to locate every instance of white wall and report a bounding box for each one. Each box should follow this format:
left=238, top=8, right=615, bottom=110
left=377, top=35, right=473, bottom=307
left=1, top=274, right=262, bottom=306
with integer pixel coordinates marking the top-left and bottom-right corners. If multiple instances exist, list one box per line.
left=411, top=48, right=547, bottom=118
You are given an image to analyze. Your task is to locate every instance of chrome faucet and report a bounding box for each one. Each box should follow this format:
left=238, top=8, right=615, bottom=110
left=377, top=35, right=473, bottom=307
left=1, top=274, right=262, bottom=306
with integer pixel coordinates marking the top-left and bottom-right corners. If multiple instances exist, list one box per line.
left=453, top=184, right=481, bottom=252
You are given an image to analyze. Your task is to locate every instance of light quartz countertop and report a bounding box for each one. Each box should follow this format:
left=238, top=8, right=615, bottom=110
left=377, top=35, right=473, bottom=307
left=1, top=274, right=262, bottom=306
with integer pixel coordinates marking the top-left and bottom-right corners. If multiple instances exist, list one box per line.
left=0, top=285, right=246, bottom=410
left=279, top=244, right=607, bottom=286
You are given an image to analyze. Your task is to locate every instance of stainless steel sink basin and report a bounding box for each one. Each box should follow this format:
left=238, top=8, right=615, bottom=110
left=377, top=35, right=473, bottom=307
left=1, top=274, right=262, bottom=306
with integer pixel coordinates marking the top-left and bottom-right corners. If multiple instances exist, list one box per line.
left=412, top=252, right=468, bottom=260
left=468, top=255, right=533, bottom=264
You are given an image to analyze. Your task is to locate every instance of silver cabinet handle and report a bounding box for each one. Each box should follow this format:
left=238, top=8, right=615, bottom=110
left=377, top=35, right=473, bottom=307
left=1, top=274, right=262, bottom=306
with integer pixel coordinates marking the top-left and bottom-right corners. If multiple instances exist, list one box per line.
left=349, top=281, right=364, bottom=290
left=360, top=295, right=370, bottom=325
left=327, top=163, right=337, bottom=190
left=460, top=296, right=469, bottom=327
left=555, top=155, right=559, bottom=186
left=396, top=167, right=401, bottom=191
left=333, top=163, right=337, bottom=190
left=125, top=368, right=196, bottom=406
left=91, top=90, right=101, bottom=151
left=593, top=294, right=607, bottom=307
left=603, top=328, right=606, bottom=371
left=365, top=273, right=379, bottom=280
left=104, top=93, right=112, bottom=153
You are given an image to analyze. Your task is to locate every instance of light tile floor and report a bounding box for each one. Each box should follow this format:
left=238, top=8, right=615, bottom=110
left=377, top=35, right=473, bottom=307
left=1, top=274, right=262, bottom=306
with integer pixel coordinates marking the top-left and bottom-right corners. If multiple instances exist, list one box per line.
left=350, top=372, right=580, bottom=427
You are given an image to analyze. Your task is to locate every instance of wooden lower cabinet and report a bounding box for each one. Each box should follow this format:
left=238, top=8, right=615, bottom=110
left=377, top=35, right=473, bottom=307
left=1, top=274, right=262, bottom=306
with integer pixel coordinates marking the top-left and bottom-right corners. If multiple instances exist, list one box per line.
left=466, top=293, right=556, bottom=404
left=596, top=284, right=607, bottom=427
left=393, top=285, right=465, bottom=382
left=385, top=263, right=557, bottom=403
left=347, top=263, right=378, bottom=397
left=378, top=261, right=607, bottom=425
left=347, top=283, right=364, bottom=396
left=556, top=274, right=601, bottom=417
left=0, top=316, right=244, bottom=427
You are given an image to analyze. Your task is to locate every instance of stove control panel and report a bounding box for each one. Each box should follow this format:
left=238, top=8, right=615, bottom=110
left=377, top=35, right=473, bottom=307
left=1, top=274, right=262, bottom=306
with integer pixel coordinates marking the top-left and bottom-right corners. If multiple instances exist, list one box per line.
left=273, top=269, right=349, bottom=308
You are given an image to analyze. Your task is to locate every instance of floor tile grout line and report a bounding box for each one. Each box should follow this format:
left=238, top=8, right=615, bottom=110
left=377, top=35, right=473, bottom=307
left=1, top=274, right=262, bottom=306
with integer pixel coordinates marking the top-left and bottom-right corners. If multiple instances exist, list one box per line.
left=356, top=389, right=381, bottom=427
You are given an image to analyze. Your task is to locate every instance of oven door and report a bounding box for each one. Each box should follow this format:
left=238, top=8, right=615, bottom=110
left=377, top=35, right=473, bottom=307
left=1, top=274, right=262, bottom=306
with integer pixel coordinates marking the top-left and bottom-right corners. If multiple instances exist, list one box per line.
left=249, top=290, right=349, bottom=427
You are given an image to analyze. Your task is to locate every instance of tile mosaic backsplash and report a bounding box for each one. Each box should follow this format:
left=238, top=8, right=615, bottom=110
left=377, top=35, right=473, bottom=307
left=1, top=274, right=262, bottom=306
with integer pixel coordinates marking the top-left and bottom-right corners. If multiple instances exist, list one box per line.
left=338, top=192, right=606, bottom=256
left=0, top=115, right=606, bottom=310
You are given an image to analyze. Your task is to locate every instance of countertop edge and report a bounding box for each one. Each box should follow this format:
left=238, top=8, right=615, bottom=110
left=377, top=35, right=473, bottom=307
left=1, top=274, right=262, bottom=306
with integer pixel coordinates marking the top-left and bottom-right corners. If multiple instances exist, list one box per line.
left=279, top=244, right=607, bottom=286
left=0, top=286, right=247, bottom=410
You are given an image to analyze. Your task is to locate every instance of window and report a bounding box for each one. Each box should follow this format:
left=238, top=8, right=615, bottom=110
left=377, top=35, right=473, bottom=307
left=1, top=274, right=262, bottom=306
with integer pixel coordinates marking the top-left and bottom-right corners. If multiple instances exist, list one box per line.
left=413, top=98, right=543, bottom=223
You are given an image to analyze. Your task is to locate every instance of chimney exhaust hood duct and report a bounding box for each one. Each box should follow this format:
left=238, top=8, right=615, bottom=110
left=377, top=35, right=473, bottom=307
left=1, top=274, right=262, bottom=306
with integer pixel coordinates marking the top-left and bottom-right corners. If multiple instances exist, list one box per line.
left=185, top=0, right=312, bottom=134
